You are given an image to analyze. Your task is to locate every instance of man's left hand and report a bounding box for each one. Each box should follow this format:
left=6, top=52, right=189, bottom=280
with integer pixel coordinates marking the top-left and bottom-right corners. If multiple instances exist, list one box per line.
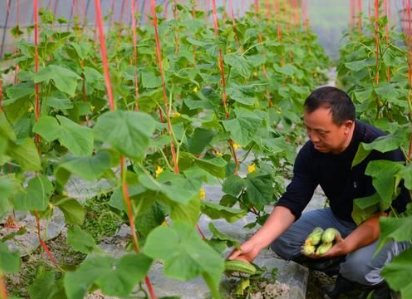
left=304, top=233, right=346, bottom=258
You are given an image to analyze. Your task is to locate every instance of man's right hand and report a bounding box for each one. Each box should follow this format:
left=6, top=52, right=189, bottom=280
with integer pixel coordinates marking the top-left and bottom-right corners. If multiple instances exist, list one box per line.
left=228, top=240, right=262, bottom=263
left=228, top=206, right=295, bottom=263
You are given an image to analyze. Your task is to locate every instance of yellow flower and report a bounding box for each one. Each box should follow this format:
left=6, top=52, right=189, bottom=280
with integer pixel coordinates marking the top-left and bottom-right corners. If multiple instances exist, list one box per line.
left=248, top=163, right=256, bottom=173
left=155, top=166, right=164, bottom=178
left=216, top=151, right=223, bottom=157
left=90, top=105, right=96, bottom=112
left=253, top=71, right=258, bottom=77
left=232, top=142, right=241, bottom=149
left=193, top=86, right=198, bottom=93
left=162, top=220, right=168, bottom=226
left=227, top=49, right=232, bottom=53
left=27, top=106, right=34, bottom=113
left=172, top=112, right=181, bottom=118
left=199, top=187, right=205, bottom=199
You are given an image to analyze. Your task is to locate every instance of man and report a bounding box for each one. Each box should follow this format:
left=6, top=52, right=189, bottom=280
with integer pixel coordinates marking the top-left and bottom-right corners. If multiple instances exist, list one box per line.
left=229, top=86, right=410, bottom=299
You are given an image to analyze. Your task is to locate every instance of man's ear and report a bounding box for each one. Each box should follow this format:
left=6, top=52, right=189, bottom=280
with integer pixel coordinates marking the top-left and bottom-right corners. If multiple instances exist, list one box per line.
left=343, top=120, right=354, bottom=134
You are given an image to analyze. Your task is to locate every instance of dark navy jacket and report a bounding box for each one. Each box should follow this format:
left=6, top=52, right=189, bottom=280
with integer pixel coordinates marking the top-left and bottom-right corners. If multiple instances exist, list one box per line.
left=277, top=120, right=411, bottom=223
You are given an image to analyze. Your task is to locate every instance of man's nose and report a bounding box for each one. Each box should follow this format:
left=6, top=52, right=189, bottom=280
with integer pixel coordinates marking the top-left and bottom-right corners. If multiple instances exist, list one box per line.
left=308, top=131, right=320, bottom=143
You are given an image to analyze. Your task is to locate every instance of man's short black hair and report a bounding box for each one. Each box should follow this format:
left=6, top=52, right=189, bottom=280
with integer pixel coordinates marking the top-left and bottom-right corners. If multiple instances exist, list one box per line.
left=304, top=86, right=355, bottom=125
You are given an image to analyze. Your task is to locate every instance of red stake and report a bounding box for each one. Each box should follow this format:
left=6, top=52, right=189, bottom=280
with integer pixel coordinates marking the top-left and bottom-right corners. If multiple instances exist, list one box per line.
left=0, top=273, right=7, bottom=299
left=357, top=0, right=362, bottom=33
left=151, top=0, right=179, bottom=174
left=14, top=0, right=21, bottom=84
left=34, top=0, right=40, bottom=147
left=0, top=69, right=4, bottom=112
left=374, top=0, right=379, bottom=85
left=94, top=1, right=157, bottom=297
left=94, top=0, right=115, bottom=110
left=173, top=0, right=179, bottom=53
left=131, top=0, right=139, bottom=111
left=192, top=0, right=198, bottom=63
left=211, top=0, right=229, bottom=119
left=229, top=0, right=241, bottom=50
left=350, top=0, right=355, bottom=28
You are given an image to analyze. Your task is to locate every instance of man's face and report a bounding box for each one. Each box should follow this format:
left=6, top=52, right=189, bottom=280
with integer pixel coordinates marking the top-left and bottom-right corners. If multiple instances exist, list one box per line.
left=303, top=107, right=354, bottom=154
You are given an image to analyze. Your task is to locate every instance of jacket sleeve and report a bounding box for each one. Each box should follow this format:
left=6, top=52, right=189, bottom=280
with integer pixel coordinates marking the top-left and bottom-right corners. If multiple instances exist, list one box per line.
left=276, top=143, right=318, bottom=220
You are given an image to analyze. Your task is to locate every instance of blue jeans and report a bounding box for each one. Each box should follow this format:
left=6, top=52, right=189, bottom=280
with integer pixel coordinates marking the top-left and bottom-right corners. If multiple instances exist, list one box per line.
left=270, top=208, right=410, bottom=286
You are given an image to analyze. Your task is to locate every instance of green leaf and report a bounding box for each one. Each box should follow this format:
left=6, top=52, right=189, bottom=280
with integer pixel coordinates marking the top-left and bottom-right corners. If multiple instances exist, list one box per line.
left=96, top=254, right=153, bottom=296
left=94, top=111, right=155, bottom=160
left=289, top=84, right=309, bottom=95
left=223, top=109, right=261, bottom=147
left=179, top=152, right=227, bottom=179
left=344, top=59, right=376, bottom=72
left=13, top=175, right=54, bottom=211
left=5, top=81, right=34, bottom=102
left=365, top=161, right=403, bottom=210
left=55, top=198, right=85, bottom=225
left=227, top=87, right=256, bottom=106
left=246, top=54, right=266, bottom=67
left=135, top=202, right=167, bottom=238
left=144, top=222, right=224, bottom=295
left=352, top=129, right=406, bottom=167
left=141, top=68, right=162, bottom=88
left=186, top=37, right=211, bottom=47
left=223, top=175, right=245, bottom=197
left=224, top=53, right=251, bottom=78
left=4, top=97, right=32, bottom=124
left=381, top=248, right=412, bottom=299
left=64, top=254, right=152, bottom=299
left=201, top=201, right=247, bottom=223
left=352, top=193, right=381, bottom=225
left=34, top=65, right=81, bottom=97
left=109, top=185, right=151, bottom=212
left=29, top=271, right=57, bottom=299
left=67, top=225, right=96, bottom=254
left=208, top=223, right=239, bottom=246
left=83, top=67, right=103, bottom=83
left=0, top=241, right=21, bottom=273
left=69, top=42, right=92, bottom=60
left=188, top=128, right=216, bottom=155
left=244, top=171, right=274, bottom=206
left=33, top=116, right=60, bottom=142
left=0, top=111, right=16, bottom=141
left=57, top=116, right=94, bottom=156
left=0, top=175, right=16, bottom=217
left=55, top=151, right=112, bottom=184
left=274, top=64, right=297, bottom=76
left=374, top=82, right=404, bottom=102
left=45, top=97, right=73, bottom=110
left=169, top=196, right=201, bottom=226
left=398, top=163, right=412, bottom=190
left=195, top=157, right=227, bottom=179
left=377, top=216, right=412, bottom=252
left=139, top=172, right=202, bottom=205
left=7, top=138, right=41, bottom=171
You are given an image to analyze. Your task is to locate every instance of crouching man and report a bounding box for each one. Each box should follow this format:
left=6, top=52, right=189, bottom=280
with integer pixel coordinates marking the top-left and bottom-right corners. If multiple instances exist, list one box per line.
left=229, top=87, right=411, bottom=299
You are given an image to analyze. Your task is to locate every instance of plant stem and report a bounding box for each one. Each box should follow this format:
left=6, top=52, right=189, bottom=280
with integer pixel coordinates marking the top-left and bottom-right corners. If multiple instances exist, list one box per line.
left=34, top=211, right=57, bottom=266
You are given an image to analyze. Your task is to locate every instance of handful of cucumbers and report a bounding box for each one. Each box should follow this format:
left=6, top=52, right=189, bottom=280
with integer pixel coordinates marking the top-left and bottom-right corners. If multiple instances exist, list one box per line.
left=301, top=227, right=339, bottom=256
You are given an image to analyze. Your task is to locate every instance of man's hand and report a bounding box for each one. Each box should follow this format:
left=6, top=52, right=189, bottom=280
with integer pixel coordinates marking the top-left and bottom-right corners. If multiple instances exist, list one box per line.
left=228, top=206, right=295, bottom=262
left=228, top=240, right=262, bottom=263
left=303, top=233, right=346, bottom=259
